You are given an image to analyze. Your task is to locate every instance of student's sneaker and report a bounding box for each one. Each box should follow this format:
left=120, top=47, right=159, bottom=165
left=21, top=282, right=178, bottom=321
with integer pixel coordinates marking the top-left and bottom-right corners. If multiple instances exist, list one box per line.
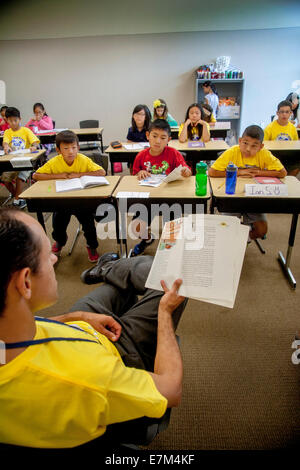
left=52, top=242, right=63, bottom=255
left=86, top=247, right=100, bottom=263
left=13, top=198, right=27, bottom=209
left=81, top=252, right=119, bottom=284
left=131, top=236, right=155, bottom=257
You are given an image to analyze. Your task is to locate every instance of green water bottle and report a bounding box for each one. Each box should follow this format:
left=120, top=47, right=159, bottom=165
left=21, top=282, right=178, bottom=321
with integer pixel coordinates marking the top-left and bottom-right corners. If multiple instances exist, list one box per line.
left=195, top=161, right=207, bottom=196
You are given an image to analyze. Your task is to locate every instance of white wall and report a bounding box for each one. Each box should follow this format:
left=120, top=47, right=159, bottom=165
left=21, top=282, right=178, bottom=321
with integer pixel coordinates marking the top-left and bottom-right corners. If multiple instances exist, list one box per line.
left=1, top=0, right=300, bottom=40
left=0, top=27, right=299, bottom=143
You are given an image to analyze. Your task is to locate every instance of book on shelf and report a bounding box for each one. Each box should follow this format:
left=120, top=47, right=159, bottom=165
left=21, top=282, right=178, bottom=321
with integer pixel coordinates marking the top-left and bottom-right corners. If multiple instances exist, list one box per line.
left=145, top=214, right=248, bottom=308
left=55, top=176, right=109, bottom=192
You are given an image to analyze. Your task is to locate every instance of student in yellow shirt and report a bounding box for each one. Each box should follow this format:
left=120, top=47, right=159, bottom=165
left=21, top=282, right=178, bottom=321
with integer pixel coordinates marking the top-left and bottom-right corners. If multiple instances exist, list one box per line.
left=0, top=208, right=186, bottom=449
left=209, top=125, right=287, bottom=240
left=178, top=103, right=210, bottom=143
left=201, top=103, right=217, bottom=125
left=2, top=107, right=40, bottom=208
left=33, top=130, right=105, bottom=262
left=264, top=100, right=299, bottom=176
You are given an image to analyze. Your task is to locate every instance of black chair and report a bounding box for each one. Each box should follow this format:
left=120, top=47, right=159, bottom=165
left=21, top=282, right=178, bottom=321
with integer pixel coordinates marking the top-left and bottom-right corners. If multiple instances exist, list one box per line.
left=79, top=120, right=101, bottom=152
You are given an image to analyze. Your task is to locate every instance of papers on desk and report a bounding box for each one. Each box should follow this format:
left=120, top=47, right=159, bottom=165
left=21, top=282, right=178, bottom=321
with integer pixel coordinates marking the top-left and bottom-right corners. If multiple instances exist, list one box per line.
left=116, top=191, right=150, bottom=198
left=37, top=128, right=68, bottom=134
left=145, top=214, right=249, bottom=308
left=10, top=149, right=31, bottom=155
left=139, top=175, right=166, bottom=187
left=123, top=142, right=150, bottom=150
left=10, top=157, right=33, bottom=168
left=164, top=165, right=185, bottom=183
left=55, top=176, right=109, bottom=192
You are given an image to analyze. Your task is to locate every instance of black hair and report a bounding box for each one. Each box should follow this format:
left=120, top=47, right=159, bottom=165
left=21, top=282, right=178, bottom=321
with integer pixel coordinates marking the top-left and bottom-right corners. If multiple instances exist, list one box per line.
left=185, top=103, right=204, bottom=140
left=5, top=107, right=21, bottom=119
left=202, top=81, right=218, bottom=96
left=201, top=102, right=213, bottom=123
left=153, top=98, right=168, bottom=120
left=149, top=119, right=171, bottom=136
left=131, top=104, right=151, bottom=132
left=33, top=102, right=48, bottom=116
left=0, top=105, right=8, bottom=113
left=286, top=93, right=299, bottom=120
left=0, top=207, right=41, bottom=315
left=56, top=130, right=79, bottom=149
left=277, top=100, right=292, bottom=112
left=242, top=125, right=264, bottom=143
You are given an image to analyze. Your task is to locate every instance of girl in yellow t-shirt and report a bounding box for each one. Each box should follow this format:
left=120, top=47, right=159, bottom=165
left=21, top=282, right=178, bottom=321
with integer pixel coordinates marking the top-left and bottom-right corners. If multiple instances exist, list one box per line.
left=178, top=103, right=210, bottom=143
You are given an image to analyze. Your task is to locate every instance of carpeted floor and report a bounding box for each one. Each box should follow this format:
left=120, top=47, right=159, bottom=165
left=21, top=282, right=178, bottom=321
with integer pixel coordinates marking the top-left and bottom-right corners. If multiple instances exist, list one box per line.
left=1, top=179, right=299, bottom=450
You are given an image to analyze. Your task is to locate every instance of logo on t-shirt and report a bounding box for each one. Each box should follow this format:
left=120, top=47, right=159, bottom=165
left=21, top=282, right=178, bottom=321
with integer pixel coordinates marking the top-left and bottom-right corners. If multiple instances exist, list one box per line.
left=276, top=133, right=292, bottom=141
left=11, top=137, right=25, bottom=150
left=144, top=160, right=170, bottom=174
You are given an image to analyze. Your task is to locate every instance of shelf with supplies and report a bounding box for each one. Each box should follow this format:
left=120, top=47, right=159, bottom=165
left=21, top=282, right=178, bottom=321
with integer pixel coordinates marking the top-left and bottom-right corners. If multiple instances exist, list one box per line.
left=196, top=78, right=244, bottom=139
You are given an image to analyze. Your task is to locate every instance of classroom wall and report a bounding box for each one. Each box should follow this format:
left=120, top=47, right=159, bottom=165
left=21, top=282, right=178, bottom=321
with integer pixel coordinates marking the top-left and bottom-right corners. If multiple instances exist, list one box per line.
left=0, top=27, right=299, bottom=144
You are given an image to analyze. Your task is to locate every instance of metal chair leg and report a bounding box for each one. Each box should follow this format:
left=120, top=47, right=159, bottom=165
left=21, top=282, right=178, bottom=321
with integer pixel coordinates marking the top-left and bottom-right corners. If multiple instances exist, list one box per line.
left=68, top=223, right=81, bottom=255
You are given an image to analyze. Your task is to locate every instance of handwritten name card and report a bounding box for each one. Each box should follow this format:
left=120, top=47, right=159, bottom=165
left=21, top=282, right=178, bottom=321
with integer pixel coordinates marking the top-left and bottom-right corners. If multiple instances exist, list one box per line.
left=245, top=184, right=288, bottom=197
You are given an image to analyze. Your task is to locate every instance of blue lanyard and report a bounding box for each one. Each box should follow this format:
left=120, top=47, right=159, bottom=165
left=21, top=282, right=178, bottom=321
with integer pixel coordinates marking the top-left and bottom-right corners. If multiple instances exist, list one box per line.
left=4, top=316, right=99, bottom=349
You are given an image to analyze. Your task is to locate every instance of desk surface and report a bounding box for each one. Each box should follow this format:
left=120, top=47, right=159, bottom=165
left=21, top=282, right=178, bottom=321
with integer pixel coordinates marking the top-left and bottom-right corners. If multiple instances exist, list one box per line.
left=20, top=176, right=120, bottom=200
left=34, top=127, right=103, bottom=137
left=0, top=149, right=45, bottom=163
left=210, top=175, right=300, bottom=199
left=168, top=139, right=229, bottom=152
left=170, top=122, right=231, bottom=131
left=263, top=140, right=300, bottom=151
left=106, top=140, right=229, bottom=154
left=113, top=175, right=210, bottom=200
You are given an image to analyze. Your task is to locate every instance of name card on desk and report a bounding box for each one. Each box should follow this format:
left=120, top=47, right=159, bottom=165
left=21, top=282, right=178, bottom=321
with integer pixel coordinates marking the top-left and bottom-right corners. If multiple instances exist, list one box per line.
left=245, top=184, right=288, bottom=196
left=10, top=157, right=33, bottom=168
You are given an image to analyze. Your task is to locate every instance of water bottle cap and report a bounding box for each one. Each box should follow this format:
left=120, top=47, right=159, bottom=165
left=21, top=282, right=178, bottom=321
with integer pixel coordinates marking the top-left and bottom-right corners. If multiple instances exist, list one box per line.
left=196, top=161, right=207, bottom=170
left=227, top=162, right=237, bottom=169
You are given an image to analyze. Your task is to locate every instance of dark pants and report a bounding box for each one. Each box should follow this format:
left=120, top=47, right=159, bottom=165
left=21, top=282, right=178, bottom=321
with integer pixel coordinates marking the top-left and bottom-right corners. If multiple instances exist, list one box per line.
left=52, top=210, right=98, bottom=249
left=70, top=255, right=187, bottom=371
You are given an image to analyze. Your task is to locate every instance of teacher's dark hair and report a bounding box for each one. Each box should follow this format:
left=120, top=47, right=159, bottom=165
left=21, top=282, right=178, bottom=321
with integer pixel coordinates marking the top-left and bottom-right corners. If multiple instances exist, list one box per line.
left=0, top=207, right=41, bottom=315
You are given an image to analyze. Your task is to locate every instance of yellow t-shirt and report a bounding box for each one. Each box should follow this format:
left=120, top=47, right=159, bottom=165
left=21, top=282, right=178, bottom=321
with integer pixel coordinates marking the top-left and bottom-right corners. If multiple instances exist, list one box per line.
left=178, top=122, right=210, bottom=141
left=211, top=145, right=284, bottom=172
left=35, top=153, right=103, bottom=174
left=264, top=120, right=298, bottom=141
left=0, top=318, right=167, bottom=448
left=3, top=126, right=40, bottom=150
left=209, top=114, right=217, bottom=123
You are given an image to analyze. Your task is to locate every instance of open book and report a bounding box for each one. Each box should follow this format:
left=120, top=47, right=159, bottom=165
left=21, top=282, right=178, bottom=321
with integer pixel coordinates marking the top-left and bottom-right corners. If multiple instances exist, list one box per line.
left=55, top=176, right=109, bottom=192
left=145, top=214, right=249, bottom=308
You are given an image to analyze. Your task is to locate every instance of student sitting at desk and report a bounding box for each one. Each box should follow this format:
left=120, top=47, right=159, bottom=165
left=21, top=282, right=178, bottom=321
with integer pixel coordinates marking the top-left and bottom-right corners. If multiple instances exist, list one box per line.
left=33, top=130, right=105, bottom=262
left=127, top=104, right=151, bottom=142
left=0, top=105, right=9, bottom=131
left=178, top=103, right=210, bottom=143
left=2, top=106, right=40, bottom=209
left=208, top=125, right=287, bottom=241
left=26, top=102, right=54, bottom=157
left=264, top=100, right=299, bottom=176
left=131, top=119, right=191, bottom=256
left=152, top=98, right=178, bottom=126
left=201, top=103, right=217, bottom=125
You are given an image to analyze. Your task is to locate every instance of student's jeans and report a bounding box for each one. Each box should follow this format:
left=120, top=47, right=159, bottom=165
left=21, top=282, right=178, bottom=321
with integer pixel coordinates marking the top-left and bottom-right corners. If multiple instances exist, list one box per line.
left=52, top=210, right=98, bottom=249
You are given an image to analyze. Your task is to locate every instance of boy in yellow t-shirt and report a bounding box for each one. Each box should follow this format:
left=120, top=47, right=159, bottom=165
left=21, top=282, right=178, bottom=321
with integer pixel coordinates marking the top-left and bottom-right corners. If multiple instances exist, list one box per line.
left=264, top=100, right=299, bottom=176
left=2, top=106, right=40, bottom=208
left=208, top=125, right=287, bottom=241
left=33, top=130, right=105, bottom=262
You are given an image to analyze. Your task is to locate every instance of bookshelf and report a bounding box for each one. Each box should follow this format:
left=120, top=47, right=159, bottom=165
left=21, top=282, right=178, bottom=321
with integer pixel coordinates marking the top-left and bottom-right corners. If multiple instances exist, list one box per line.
left=196, top=79, right=244, bottom=140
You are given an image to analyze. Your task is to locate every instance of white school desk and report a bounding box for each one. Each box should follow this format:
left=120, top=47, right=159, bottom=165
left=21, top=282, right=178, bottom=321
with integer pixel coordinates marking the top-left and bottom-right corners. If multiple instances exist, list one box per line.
left=20, top=176, right=121, bottom=234
left=170, top=121, right=231, bottom=139
left=105, top=140, right=229, bottom=175
left=209, top=176, right=300, bottom=288
left=112, top=175, right=211, bottom=256
left=0, top=149, right=46, bottom=172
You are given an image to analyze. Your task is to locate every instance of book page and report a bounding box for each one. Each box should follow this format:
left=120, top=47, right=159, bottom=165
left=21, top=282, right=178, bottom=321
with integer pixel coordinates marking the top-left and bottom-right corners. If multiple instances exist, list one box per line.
left=55, top=179, right=82, bottom=192
left=80, top=175, right=109, bottom=187
left=163, top=165, right=184, bottom=183
left=145, top=215, right=247, bottom=308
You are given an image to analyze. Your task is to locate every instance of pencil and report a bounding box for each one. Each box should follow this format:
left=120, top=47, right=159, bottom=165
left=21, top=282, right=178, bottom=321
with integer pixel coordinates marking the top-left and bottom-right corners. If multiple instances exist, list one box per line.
left=217, top=182, right=225, bottom=190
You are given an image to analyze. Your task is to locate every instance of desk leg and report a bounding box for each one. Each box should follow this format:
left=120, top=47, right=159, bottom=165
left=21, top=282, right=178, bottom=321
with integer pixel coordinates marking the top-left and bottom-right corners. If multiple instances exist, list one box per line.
left=110, top=156, right=114, bottom=175
left=278, top=213, right=298, bottom=289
